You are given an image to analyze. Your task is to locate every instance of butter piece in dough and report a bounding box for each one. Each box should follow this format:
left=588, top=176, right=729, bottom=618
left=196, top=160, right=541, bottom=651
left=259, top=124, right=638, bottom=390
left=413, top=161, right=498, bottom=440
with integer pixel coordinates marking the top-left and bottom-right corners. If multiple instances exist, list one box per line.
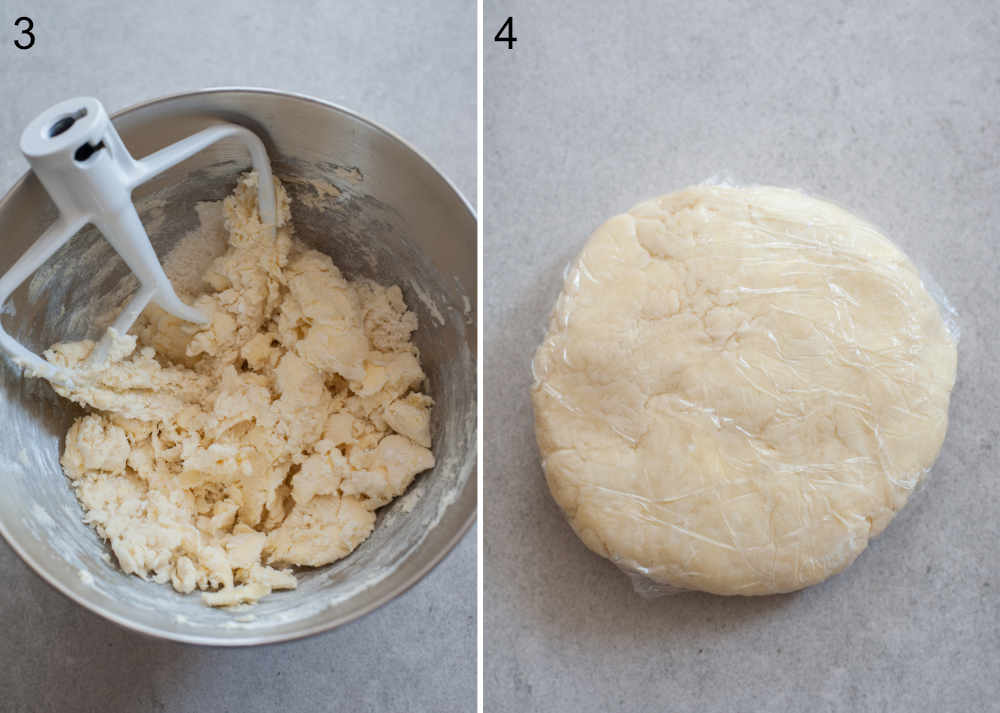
left=266, top=494, right=376, bottom=567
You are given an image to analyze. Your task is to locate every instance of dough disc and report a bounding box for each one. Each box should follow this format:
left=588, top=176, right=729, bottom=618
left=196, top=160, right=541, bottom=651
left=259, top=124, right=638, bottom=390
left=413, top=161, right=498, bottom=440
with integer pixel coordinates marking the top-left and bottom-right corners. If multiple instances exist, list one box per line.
left=532, top=185, right=956, bottom=595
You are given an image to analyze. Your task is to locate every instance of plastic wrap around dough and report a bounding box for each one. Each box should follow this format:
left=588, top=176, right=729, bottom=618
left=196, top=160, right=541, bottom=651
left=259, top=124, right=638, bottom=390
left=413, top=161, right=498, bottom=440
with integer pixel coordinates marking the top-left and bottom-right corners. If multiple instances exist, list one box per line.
left=531, top=184, right=958, bottom=597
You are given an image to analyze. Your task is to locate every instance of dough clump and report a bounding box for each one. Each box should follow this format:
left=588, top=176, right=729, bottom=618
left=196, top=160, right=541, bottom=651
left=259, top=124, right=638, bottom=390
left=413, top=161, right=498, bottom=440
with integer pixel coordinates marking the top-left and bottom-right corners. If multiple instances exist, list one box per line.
left=532, top=185, right=956, bottom=595
left=47, top=173, right=434, bottom=606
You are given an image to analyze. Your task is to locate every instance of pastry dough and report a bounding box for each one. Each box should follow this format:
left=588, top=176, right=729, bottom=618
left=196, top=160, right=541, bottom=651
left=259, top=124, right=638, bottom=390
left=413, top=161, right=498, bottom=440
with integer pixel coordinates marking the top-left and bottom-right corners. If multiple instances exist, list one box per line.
left=532, top=185, right=956, bottom=595
left=46, top=173, right=435, bottom=606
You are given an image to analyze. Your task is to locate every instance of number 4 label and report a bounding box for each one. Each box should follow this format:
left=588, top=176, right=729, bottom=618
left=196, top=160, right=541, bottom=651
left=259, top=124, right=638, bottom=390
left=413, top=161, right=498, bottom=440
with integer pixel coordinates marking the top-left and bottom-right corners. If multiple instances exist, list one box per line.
left=494, top=16, right=516, bottom=49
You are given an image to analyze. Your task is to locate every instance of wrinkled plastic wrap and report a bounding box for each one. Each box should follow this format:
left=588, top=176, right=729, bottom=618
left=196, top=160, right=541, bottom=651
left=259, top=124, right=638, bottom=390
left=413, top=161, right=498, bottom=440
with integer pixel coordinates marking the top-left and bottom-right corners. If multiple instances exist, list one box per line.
left=531, top=184, right=958, bottom=597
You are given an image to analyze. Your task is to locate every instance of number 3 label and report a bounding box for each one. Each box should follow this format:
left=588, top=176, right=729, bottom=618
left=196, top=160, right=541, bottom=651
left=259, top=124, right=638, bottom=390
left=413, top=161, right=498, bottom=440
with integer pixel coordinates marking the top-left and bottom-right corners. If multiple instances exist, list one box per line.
left=14, top=16, right=34, bottom=50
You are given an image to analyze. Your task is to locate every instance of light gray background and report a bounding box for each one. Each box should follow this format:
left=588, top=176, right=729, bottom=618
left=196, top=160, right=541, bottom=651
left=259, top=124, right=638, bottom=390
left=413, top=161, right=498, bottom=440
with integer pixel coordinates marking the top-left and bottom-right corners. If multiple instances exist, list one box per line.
left=485, top=2, right=999, bottom=712
left=0, top=2, right=474, bottom=712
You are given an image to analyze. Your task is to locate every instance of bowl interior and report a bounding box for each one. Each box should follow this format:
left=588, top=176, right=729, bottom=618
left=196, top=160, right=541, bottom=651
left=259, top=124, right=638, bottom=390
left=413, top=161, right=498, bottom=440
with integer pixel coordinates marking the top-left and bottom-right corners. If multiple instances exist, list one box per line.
left=0, top=91, right=476, bottom=644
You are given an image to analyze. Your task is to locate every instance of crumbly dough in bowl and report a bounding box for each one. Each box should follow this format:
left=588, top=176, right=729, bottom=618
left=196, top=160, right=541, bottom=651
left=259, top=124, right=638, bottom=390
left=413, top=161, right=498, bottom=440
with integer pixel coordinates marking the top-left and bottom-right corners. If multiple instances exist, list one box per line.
left=532, top=185, right=957, bottom=595
left=45, top=172, right=435, bottom=606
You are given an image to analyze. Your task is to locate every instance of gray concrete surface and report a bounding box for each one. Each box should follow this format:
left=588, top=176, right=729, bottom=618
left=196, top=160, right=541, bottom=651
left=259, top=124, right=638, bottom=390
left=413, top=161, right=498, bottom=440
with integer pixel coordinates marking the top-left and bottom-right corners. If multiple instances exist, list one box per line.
left=0, top=2, right=474, bottom=712
left=485, top=2, right=1000, bottom=711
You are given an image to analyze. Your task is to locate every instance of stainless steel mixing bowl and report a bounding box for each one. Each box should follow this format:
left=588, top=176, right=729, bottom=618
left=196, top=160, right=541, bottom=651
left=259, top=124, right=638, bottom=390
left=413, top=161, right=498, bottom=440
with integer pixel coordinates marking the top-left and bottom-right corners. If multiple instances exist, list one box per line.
left=0, top=89, right=476, bottom=645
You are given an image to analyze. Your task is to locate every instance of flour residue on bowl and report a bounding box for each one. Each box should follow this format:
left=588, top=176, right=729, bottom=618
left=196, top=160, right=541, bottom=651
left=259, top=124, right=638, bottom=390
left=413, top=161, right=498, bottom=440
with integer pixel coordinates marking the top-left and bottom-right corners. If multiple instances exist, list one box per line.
left=408, top=278, right=446, bottom=326
left=280, top=175, right=344, bottom=211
